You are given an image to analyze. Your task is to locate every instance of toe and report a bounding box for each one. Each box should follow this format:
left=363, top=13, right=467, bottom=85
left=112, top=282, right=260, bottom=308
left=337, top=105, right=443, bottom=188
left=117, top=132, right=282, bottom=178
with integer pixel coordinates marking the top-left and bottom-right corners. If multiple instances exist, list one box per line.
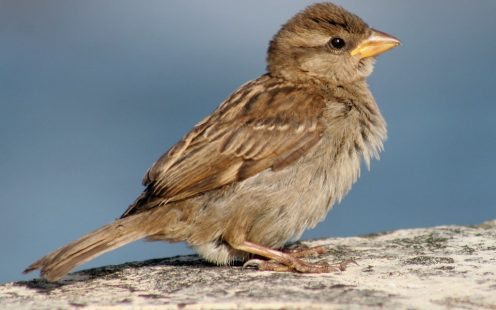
left=338, top=258, right=358, bottom=271
left=243, top=259, right=293, bottom=272
left=243, top=259, right=266, bottom=269
left=285, top=245, right=330, bottom=258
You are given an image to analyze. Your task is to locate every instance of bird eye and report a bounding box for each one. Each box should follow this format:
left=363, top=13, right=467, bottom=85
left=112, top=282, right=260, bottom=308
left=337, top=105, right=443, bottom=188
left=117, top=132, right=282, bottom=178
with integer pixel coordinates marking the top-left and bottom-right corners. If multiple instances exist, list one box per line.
left=329, top=37, right=346, bottom=49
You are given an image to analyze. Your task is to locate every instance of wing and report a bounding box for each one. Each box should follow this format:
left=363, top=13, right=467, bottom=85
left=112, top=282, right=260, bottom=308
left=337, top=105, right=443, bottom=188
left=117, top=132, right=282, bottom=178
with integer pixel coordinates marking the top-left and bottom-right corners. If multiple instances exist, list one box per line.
left=122, top=76, right=326, bottom=217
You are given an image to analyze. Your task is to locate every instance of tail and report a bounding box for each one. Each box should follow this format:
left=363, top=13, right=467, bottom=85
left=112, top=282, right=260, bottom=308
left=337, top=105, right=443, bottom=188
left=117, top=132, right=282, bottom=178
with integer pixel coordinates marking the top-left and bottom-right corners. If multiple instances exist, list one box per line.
left=24, top=211, right=161, bottom=281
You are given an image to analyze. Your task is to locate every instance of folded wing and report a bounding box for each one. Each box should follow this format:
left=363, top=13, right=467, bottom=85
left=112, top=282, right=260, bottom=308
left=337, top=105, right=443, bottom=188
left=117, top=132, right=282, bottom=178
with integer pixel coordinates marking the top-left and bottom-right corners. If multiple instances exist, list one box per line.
left=122, top=76, right=326, bottom=217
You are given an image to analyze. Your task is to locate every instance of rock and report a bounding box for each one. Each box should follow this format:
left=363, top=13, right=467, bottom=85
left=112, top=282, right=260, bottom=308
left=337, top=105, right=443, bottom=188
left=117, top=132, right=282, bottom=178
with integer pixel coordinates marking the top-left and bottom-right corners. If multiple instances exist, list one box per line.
left=1, top=220, right=495, bottom=309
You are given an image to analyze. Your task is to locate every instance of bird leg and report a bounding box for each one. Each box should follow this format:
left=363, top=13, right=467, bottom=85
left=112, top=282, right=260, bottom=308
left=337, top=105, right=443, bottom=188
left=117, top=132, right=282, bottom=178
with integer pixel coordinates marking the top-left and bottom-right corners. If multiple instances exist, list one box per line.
left=232, top=241, right=351, bottom=273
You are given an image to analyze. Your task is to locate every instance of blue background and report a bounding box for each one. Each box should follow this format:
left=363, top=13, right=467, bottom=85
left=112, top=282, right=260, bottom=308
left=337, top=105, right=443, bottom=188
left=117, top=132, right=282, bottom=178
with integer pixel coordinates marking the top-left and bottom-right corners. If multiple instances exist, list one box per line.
left=1, top=1, right=495, bottom=284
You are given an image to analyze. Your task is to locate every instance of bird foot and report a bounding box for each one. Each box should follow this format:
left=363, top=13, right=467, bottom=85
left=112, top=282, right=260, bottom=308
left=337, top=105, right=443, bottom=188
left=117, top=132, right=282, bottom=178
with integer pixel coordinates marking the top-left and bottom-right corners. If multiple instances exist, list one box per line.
left=244, top=259, right=295, bottom=272
left=235, top=241, right=356, bottom=274
left=282, top=245, right=330, bottom=258
left=244, top=257, right=356, bottom=273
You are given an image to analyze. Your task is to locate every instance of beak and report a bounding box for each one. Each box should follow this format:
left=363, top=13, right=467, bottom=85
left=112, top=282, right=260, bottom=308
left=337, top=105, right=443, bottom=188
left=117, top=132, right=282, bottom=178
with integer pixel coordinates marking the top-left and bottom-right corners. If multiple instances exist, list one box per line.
left=350, top=29, right=400, bottom=59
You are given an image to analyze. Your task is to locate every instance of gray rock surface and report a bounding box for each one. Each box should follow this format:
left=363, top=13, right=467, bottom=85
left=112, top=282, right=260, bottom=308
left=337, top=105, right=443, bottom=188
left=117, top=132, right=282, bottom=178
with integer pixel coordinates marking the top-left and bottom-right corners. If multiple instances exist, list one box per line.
left=1, top=220, right=495, bottom=309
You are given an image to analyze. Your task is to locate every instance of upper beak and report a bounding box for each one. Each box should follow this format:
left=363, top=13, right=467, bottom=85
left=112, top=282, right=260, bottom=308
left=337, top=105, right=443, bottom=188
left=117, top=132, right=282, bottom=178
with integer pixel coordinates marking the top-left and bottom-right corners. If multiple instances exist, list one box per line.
left=350, top=29, right=400, bottom=59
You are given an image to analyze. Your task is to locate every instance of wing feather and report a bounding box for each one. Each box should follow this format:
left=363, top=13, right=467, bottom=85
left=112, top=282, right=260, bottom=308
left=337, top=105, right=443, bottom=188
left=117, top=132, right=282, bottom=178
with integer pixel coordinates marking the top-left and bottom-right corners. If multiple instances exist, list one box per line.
left=122, top=76, right=326, bottom=217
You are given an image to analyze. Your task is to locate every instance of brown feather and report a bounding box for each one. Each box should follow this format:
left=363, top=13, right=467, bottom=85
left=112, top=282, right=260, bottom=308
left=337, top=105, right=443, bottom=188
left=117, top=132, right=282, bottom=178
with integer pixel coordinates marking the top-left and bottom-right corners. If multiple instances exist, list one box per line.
left=123, top=77, right=326, bottom=217
left=24, top=2, right=394, bottom=280
left=24, top=211, right=155, bottom=281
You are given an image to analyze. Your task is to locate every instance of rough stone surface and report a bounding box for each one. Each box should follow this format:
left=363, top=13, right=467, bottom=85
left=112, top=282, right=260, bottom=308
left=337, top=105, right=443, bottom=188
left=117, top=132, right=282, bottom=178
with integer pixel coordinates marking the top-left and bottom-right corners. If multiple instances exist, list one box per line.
left=1, top=220, right=495, bottom=309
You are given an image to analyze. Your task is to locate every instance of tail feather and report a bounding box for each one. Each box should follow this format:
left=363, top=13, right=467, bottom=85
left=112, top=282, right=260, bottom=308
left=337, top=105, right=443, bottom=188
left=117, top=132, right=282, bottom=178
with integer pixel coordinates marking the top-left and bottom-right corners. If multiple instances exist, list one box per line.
left=24, top=211, right=158, bottom=281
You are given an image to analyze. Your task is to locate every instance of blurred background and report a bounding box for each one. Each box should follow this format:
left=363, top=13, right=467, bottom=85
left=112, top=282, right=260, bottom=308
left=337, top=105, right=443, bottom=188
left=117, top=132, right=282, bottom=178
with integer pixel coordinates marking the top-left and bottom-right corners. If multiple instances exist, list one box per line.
left=1, top=0, right=495, bottom=284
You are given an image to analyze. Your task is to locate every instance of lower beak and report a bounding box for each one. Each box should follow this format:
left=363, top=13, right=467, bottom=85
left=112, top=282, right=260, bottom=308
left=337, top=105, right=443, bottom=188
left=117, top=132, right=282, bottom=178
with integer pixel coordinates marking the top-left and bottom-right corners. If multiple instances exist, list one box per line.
left=350, top=29, right=400, bottom=59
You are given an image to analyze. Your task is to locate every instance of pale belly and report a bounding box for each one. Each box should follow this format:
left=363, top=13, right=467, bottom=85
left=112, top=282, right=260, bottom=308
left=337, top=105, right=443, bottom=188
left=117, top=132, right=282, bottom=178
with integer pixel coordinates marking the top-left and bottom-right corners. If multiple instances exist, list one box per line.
left=239, top=138, right=362, bottom=247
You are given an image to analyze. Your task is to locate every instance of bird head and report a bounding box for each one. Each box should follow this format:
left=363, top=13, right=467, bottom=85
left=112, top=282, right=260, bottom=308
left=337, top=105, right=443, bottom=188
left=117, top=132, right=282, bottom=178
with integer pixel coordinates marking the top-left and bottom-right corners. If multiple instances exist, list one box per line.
left=267, top=2, right=400, bottom=85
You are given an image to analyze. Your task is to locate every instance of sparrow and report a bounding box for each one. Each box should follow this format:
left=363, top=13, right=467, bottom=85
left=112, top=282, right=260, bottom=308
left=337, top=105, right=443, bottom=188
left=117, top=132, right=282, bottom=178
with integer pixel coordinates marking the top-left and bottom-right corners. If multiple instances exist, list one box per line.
left=24, top=2, right=399, bottom=281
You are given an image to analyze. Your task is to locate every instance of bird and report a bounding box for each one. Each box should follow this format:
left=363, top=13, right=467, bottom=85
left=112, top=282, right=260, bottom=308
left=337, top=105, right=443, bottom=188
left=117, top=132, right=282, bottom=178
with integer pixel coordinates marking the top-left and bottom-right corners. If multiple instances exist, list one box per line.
left=24, top=2, right=399, bottom=281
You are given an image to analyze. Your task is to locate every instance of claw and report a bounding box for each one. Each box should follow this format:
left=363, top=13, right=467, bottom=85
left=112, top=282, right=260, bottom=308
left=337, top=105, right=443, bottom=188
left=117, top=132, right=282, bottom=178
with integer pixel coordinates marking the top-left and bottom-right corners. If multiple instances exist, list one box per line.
left=243, top=259, right=266, bottom=269
left=338, top=258, right=358, bottom=271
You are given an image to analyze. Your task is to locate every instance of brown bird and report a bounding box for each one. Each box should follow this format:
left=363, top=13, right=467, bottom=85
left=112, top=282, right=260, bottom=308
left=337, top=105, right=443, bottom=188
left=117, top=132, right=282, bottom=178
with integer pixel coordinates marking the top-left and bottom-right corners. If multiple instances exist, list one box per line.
left=24, top=2, right=399, bottom=281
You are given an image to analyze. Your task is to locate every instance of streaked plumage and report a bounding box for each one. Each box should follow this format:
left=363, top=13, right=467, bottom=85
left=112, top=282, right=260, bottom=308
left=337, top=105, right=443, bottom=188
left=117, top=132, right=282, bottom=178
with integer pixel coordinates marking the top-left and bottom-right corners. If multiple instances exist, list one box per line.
left=25, top=2, right=398, bottom=281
